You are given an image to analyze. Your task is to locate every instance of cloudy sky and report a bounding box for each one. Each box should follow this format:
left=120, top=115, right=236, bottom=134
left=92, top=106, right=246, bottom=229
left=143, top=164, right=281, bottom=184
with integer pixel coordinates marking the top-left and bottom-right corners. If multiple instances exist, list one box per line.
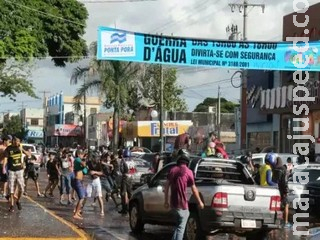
left=3, top=0, right=318, bottom=113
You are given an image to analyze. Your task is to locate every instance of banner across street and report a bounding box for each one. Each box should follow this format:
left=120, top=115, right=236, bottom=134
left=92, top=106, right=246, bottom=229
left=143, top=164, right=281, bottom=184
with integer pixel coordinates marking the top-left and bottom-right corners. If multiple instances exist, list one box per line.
left=97, top=26, right=320, bottom=72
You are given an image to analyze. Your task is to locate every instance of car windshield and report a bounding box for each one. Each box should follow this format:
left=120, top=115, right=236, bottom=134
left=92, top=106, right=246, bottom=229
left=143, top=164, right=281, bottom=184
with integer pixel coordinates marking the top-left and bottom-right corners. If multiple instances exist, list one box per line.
left=291, top=169, right=320, bottom=183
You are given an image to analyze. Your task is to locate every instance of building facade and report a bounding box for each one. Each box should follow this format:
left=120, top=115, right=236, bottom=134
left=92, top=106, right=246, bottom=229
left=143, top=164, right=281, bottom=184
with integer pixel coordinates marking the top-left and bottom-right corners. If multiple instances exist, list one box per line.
left=245, top=70, right=280, bottom=152
left=44, top=93, right=102, bottom=147
left=20, top=108, right=44, bottom=143
left=258, top=3, right=320, bottom=153
left=87, top=112, right=113, bottom=148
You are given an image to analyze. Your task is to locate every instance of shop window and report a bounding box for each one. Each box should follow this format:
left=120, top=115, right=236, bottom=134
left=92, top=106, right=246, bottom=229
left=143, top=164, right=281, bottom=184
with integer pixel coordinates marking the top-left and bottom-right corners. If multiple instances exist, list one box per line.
left=30, top=118, right=39, bottom=126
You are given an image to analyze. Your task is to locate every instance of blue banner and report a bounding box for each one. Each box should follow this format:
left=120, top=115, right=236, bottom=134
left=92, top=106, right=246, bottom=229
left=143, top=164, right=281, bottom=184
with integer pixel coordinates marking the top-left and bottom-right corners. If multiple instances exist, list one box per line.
left=97, top=26, right=320, bottom=71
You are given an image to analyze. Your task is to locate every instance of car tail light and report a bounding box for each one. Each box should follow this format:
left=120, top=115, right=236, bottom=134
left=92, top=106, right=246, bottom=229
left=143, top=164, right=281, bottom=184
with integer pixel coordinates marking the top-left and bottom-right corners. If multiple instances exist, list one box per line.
left=129, top=168, right=137, bottom=174
left=211, top=192, right=228, bottom=209
left=269, top=196, right=281, bottom=211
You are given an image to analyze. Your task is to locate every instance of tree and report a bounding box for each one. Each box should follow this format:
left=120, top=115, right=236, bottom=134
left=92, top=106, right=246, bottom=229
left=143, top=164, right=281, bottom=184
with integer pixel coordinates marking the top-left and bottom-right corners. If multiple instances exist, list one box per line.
left=0, top=0, right=88, bottom=100
left=3, top=115, right=28, bottom=140
left=193, top=97, right=239, bottom=113
left=128, top=64, right=187, bottom=112
left=0, top=0, right=88, bottom=66
left=72, top=43, right=141, bottom=153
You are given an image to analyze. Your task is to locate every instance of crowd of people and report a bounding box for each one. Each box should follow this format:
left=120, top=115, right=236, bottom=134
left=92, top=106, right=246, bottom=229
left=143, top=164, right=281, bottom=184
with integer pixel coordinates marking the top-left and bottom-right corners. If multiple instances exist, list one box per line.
left=0, top=136, right=136, bottom=220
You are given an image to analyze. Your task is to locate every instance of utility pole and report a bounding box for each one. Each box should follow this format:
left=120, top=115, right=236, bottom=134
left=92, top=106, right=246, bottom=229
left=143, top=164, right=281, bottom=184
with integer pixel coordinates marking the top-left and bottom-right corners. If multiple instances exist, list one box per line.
left=159, top=64, right=164, bottom=154
left=229, top=0, right=265, bottom=150
left=217, top=86, right=221, bottom=140
left=83, top=74, right=87, bottom=149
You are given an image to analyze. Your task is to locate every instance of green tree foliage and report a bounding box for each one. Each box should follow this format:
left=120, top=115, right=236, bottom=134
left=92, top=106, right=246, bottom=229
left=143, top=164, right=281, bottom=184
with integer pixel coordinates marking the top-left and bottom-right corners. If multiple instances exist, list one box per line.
left=0, top=0, right=88, bottom=100
left=129, top=64, right=187, bottom=112
left=193, top=97, right=239, bottom=113
left=3, top=115, right=28, bottom=140
left=0, top=0, right=88, bottom=66
left=71, top=43, right=141, bottom=153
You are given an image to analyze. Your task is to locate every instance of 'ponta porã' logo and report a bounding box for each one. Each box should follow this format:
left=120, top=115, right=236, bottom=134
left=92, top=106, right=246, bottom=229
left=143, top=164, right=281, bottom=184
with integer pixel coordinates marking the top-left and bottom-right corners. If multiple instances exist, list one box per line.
left=102, top=30, right=136, bottom=57
left=284, top=47, right=320, bottom=66
left=110, top=32, right=127, bottom=44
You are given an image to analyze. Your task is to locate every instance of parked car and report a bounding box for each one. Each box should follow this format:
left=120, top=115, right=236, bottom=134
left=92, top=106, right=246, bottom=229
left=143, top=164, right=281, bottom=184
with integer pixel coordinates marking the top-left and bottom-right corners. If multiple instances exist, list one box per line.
left=237, top=153, right=299, bottom=167
left=130, top=147, right=152, bottom=154
left=129, top=157, right=281, bottom=240
left=288, top=164, right=320, bottom=210
left=21, top=143, right=42, bottom=167
left=129, top=157, right=153, bottom=189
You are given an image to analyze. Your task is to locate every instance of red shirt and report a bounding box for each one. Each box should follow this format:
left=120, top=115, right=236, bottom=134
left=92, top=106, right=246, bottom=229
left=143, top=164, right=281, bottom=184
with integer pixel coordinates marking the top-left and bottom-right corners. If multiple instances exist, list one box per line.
left=174, top=133, right=190, bottom=150
left=167, top=164, right=195, bottom=210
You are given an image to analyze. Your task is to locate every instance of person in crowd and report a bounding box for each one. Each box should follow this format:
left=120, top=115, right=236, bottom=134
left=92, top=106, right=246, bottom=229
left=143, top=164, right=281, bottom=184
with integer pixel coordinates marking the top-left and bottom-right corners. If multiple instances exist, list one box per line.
left=151, top=153, right=160, bottom=173
left=272, top=157, right=291, bottom=228
left=207, top=131, right=224, bottom=149
left=215, top=143, right=229, bottom=159
left=164, top=149, right=204, bottom=240
left=2, top=136, right=25, bottom=212
left=284, top=157, right=293, bottom=178
left=174, top=132, right=190, bottom=153
left=110, top=152, right=121, bottom=198
left=43, top=152, right=60, bottom=197
left=0, top=136, right=10, bottom=198
left=59, top=150, right=74, bottom=205
left=87, top=153, right=105, bottom=216
left=202, top=142, right=216, bottom=157
left=241, top=151, right=254, bottom=173
left=118, top=148, right=133, bottom=215
left=100, top=153, right=117, bottom=204
left=24, top=147, right=43, bottom=197
left=72, top=149, right=88, bottom=220
left=259, top=153, right=277, bottom=186
left=252, top=163, right=261, bottom=184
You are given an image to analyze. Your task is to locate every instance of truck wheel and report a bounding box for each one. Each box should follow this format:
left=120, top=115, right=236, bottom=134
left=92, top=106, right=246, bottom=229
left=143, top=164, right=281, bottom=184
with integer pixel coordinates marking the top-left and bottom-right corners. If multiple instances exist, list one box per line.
left=129, top=202, right=144, bottom=234
left=185, top=212, right=206, bottom=240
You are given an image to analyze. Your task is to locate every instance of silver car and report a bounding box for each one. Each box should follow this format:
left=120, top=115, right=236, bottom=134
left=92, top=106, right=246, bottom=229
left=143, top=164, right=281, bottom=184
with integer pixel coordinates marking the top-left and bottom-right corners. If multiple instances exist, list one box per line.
left=128, top=157, right=153, bottom=189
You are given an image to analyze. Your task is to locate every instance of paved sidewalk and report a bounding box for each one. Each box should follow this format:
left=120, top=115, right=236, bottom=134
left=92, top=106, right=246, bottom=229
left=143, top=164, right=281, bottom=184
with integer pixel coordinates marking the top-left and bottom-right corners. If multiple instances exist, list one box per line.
left=0, top=196, right=90, bottom=239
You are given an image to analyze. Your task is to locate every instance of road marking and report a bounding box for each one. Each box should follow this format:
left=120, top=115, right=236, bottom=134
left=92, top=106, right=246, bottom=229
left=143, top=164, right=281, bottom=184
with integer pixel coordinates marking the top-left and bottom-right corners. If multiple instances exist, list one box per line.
left=24, top=196, right=91, bottom=240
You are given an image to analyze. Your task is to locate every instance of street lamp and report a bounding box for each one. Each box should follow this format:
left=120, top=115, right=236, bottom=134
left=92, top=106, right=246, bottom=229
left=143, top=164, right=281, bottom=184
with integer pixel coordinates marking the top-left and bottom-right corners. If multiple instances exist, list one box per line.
left=150, top=110, right=158, bottom=119
left=78, top=121, right=84, bottom=147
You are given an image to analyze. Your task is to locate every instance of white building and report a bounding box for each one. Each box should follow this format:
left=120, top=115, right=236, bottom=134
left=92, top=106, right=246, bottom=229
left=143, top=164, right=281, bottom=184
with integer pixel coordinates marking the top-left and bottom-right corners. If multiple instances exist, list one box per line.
left=87, top=112, right=113, bottom=148
left=45, top=93, right=102, bottom=147
left=20, top=108, right=44, bottom=143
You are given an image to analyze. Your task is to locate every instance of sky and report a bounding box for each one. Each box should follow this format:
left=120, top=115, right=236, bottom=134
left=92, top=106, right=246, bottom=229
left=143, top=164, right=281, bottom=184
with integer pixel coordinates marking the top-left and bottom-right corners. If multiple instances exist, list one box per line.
left=2, top=0, right=319, bottom=113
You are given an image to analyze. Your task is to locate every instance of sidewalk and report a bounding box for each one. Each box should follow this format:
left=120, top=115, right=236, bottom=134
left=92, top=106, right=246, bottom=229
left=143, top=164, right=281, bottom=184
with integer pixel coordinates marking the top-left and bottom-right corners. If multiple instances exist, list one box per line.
left=0, top=196, right=90, bottom=239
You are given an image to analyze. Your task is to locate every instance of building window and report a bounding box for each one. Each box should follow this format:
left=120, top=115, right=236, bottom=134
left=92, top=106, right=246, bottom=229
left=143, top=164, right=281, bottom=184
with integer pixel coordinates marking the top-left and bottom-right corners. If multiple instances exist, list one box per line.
left=90, top=108, right=97, bottom=114
left=30, top=118, right=39, bottom=126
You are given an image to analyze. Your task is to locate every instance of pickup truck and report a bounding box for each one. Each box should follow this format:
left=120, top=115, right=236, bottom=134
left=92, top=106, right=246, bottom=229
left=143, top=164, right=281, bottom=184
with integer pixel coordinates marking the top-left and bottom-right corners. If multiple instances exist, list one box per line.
left=129, top=157, right=282, bottom=240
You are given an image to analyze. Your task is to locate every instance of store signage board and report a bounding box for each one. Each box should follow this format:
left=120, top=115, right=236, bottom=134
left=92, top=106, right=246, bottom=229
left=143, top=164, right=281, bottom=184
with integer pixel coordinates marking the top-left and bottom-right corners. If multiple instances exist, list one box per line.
left=97, top=26, right=320, bottom=71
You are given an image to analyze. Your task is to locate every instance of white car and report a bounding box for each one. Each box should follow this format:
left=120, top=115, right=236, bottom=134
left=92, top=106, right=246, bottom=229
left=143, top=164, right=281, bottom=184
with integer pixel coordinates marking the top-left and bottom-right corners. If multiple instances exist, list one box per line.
left=21, top=143, right=42, bottom=167
left=237, top=153, right=299, bottom=167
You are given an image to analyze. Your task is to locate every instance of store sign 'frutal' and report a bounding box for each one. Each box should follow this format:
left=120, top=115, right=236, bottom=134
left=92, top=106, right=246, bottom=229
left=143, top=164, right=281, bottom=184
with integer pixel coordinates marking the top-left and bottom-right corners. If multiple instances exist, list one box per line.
left=97, top=26, right=320, bottom=71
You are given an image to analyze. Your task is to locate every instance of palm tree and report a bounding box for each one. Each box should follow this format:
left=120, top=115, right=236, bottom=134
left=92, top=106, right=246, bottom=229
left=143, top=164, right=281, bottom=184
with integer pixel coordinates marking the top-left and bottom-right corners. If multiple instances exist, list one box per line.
left=71, top=42, right=141, bottom=153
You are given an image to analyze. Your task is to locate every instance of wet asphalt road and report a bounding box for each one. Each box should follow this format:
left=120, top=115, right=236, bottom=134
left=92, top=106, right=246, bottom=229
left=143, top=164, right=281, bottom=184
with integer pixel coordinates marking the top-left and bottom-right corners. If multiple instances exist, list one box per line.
left=22, top=169, right=320, bottom=240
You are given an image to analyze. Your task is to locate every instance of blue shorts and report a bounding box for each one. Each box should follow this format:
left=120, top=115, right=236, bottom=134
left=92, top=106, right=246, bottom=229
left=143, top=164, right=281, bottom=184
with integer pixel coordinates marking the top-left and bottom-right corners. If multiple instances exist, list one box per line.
left=71, top=178, right=87, bottom=199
